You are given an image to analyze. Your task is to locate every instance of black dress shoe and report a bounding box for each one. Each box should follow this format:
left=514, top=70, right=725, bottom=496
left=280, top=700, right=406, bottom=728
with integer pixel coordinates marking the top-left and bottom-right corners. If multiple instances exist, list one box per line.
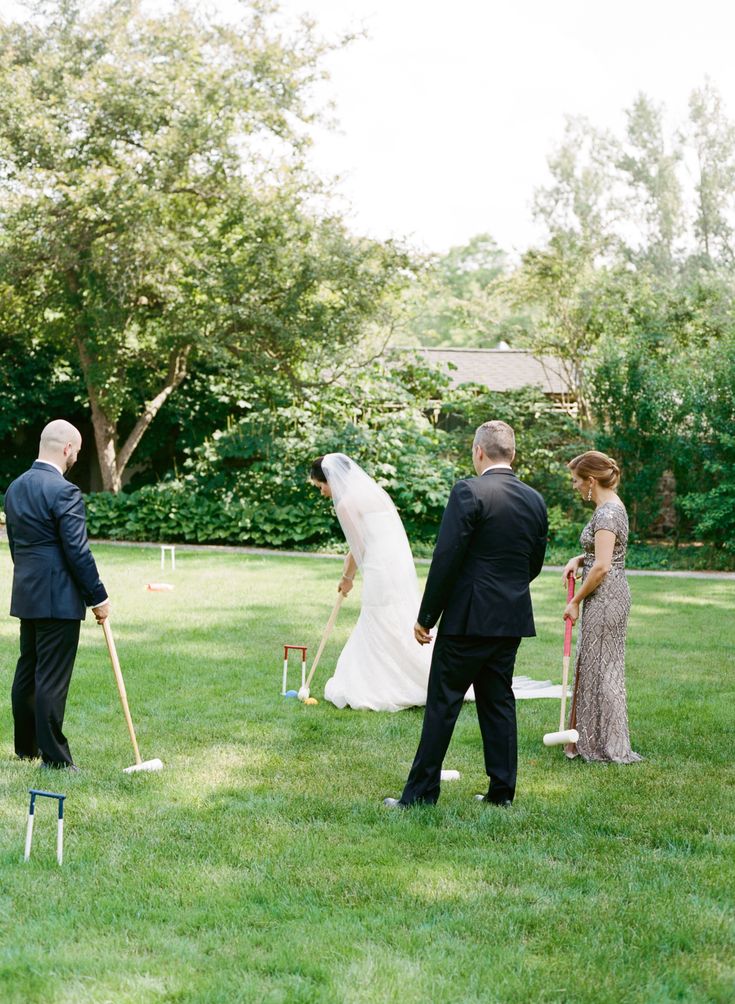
left=474, top=794, right=512, bottom=807
left=41, top=762, right=80, bottom=772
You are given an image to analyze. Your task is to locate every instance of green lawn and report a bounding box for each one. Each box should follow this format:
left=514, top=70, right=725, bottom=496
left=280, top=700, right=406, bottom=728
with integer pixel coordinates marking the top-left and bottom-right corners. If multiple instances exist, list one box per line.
left=0, top=544, right=733, bottom=1004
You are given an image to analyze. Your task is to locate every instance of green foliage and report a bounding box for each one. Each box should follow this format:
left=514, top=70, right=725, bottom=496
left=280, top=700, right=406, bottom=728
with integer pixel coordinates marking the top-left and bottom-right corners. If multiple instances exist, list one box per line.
left=0, top=0, right=411, bottom=490
left=679, top=334, right=735, bottom=550
left=80, top=361, right=586, bottom=550
left=440, top=384, right=590, bottom=514
left=583, top=271, right=735, bottom=545
left=543, top=541, right=735, bottom=572
left=511, top=234, right=600, bottom=422
left=546, top=504, right=586, bottom=550
left=0, top=333, right=87, bottom=485
left=619, top=94, right=683, bottom=271
left=84, top=478, right=338, bottom=548
left=515, top=221, right=735, bottom=543
left=400, top=234, right=532, bottom=348
left=84, top=361, right=452, bottom=547
left=681, top=480, right=735, bottom=552
left=590, top=331, right=680, bottom=536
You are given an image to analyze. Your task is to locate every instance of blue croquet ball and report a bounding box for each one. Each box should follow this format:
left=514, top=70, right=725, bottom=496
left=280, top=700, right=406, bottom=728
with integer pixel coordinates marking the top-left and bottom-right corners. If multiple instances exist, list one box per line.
left=284, top=690, right=299, bottom=698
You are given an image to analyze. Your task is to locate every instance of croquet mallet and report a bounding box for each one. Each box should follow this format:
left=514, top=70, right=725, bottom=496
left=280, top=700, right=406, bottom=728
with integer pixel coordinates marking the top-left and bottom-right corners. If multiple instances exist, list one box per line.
left=298, top=591, right=345, bottom=701
left=542, top=573, right=580, bottom=748
left=101, top=619, right=163, bottom=773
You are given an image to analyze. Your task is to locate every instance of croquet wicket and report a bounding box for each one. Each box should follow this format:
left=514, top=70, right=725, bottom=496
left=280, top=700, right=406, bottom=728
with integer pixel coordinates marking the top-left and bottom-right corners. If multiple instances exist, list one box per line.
left=25, top=789, right=66, bottom=865
left=282, top=645, right=307, bottom=694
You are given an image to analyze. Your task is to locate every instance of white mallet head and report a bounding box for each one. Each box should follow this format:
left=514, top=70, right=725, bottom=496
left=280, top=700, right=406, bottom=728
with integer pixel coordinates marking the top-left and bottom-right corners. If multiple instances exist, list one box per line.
left=123, top=758, right=164, bottom=773
left=542, top=729, right=579, bottom=748
left=297, top=686, right=310, bottom=702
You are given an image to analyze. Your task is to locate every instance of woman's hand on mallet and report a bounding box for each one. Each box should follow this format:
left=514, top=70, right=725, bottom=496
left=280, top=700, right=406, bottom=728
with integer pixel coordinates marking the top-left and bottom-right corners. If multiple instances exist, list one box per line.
left=338, top=576, right=353, bottom=596
left=561, top=557, right=581, bottom=586
left=563, top=599, right=580, bottom=624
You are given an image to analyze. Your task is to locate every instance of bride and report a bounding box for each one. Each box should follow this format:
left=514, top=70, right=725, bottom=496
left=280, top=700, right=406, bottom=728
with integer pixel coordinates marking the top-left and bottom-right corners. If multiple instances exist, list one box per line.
left=310, top=453, right=430, bottom=711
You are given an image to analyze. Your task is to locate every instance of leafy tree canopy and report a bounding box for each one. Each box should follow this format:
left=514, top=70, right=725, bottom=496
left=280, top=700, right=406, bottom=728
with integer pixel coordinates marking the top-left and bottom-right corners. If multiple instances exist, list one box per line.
left=0, top=0, right=411, bottom=490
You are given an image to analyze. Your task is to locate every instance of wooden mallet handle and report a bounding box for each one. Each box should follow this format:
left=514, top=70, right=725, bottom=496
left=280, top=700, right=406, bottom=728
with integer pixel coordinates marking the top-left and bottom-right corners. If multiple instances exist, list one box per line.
left=102, top=619, right=142, bottom=765
left=304, top=591, right=345, bottom=690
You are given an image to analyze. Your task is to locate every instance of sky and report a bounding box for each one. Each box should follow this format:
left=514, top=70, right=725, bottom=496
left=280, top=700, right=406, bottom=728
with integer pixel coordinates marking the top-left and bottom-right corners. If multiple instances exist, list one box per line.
left=6, top=0, right=735, bottom=256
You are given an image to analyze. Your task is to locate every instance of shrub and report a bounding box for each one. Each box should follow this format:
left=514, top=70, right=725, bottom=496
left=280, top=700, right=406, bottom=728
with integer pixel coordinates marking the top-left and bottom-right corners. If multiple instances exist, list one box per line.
left=82, top=362, right=588, bottom=551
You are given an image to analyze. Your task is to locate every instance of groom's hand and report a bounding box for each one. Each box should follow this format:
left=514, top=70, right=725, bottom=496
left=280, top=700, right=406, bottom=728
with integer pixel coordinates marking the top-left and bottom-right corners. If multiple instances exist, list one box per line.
left=414, top=622, right=432, bottom=646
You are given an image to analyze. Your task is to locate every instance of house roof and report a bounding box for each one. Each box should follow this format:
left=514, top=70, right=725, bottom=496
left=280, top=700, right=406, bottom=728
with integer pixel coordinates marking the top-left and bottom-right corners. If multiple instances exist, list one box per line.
left=408, top=347, right=573, bottom=395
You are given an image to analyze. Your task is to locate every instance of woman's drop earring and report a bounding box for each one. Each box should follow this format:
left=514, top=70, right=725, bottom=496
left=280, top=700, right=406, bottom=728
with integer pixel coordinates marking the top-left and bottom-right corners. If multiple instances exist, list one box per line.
left=587, top=485, right=593, bottom=502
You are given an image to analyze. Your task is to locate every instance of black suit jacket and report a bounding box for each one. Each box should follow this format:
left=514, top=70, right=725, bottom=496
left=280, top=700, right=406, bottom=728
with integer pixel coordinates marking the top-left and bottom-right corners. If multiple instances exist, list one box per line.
left=418, top=469, right=548, bottom=637
left=4, top=461, right=107, bottom=620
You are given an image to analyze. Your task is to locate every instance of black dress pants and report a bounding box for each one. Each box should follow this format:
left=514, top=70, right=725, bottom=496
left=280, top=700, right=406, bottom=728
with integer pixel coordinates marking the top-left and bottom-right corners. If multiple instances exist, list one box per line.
left=12, top=618, right=81, bottom=765
left=400, top=634, right=521, bottom=805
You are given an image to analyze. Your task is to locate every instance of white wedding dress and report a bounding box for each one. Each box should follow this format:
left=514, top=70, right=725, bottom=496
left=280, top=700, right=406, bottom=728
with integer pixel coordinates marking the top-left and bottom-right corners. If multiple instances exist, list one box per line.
left=324, top=507, right=431, bottom=711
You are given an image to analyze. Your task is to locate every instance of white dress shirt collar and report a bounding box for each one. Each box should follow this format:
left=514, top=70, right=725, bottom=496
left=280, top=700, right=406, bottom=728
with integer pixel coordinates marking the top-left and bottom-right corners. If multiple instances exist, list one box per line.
left=37, top=459, right=65, bottom=476
left=480, top=463, right=513, bottom=475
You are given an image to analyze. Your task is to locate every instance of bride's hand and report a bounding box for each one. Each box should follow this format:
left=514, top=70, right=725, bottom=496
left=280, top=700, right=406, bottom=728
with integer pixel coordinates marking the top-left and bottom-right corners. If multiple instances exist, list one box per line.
left=339, top=576, right=353, bottom=596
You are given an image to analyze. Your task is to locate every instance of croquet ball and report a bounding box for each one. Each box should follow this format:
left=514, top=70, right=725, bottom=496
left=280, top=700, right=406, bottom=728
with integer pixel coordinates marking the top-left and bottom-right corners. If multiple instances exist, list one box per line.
left=304, top=697, right=319, bottom=705
left=284, top=690, right=299, bottom=698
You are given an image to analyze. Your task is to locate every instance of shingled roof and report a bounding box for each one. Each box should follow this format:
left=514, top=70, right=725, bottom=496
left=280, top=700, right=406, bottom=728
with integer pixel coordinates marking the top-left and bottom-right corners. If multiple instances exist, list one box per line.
left=411, top=347, right=573, bottom=396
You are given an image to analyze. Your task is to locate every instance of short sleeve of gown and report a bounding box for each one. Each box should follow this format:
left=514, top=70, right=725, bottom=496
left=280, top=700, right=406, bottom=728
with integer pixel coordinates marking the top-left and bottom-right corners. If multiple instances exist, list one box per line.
left=593, top=506, right=622, bottom=537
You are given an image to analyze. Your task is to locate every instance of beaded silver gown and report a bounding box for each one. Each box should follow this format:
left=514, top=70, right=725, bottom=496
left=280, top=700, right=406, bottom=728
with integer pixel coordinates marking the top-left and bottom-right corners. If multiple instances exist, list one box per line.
left=566, top=501, right=642, bottom=764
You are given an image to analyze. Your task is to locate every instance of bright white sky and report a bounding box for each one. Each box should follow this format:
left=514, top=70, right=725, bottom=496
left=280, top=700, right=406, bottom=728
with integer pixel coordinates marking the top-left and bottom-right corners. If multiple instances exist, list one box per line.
left=7, top=0, right=735, bottom=255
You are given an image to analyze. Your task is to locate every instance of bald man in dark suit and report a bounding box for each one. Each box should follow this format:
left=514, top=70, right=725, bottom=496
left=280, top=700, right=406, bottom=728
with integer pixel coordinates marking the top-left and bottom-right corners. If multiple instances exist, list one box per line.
left=4, top=420, right=109, bottom=769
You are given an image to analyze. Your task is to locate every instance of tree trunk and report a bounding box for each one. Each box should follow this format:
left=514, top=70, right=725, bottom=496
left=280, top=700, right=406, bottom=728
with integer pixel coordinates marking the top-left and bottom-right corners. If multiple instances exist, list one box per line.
left=115, top=346, right=190, bottom=479
left=76, top=339, right=122, bottom=492
left=90, top=400, right=123, bottom=493
left=77, top=339, right=190, bottom=493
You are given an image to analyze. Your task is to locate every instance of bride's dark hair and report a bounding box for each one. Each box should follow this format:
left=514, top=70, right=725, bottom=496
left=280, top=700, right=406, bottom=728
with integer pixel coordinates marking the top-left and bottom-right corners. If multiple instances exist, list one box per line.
left=311, top=454, right=351, bottom=484
left=310, top=456, right=327, bottom=483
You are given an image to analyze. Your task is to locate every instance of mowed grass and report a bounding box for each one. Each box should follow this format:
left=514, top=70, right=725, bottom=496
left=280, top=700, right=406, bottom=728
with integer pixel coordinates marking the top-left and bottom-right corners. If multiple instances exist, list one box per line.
left=0, top=543, right=733, bottom=1004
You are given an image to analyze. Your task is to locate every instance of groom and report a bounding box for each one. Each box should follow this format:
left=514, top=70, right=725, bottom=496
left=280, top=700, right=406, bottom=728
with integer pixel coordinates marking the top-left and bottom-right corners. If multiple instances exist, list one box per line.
left=385, top=420, right=548, bottom=808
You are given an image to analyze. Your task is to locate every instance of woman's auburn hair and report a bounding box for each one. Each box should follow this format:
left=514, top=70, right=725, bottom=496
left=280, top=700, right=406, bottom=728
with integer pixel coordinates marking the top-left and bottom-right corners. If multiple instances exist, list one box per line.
left=568, top=450, right=621, bottom=489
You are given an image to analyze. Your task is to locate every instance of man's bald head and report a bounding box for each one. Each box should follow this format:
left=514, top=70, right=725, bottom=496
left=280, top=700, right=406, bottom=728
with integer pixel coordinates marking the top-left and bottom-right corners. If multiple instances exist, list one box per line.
left=39, top=420, right=82, bottom=474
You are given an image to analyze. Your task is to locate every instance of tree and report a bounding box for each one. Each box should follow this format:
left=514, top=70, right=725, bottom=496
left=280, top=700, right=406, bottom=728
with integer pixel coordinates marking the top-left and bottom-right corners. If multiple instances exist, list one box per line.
left=511, top=233, right=600, bottom=423
left=618, top=94, right=684, bottom=271
left=679, top=333, right=735, bottom=551
left=533, top=115, right=625, bottom=254
left=0, top=0, right=409, bottom=491
left=687, top=81, right=735, bottom=265
left=398, top=234, right=532, bottom=348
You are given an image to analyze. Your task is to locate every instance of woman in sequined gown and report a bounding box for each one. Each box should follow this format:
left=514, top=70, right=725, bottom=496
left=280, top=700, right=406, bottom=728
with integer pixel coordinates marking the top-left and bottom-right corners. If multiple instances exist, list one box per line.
left=561, top=451, right=641, bottom=764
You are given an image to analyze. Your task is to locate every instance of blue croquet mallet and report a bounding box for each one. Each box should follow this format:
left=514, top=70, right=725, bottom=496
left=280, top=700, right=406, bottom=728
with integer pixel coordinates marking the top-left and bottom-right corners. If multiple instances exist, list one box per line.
left=25, top=789, right=66, bottom=866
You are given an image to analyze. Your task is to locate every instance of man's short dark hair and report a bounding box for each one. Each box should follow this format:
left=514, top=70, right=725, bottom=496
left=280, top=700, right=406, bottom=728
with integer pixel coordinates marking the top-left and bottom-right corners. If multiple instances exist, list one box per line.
left=473, top=421, right=515, bottom=462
